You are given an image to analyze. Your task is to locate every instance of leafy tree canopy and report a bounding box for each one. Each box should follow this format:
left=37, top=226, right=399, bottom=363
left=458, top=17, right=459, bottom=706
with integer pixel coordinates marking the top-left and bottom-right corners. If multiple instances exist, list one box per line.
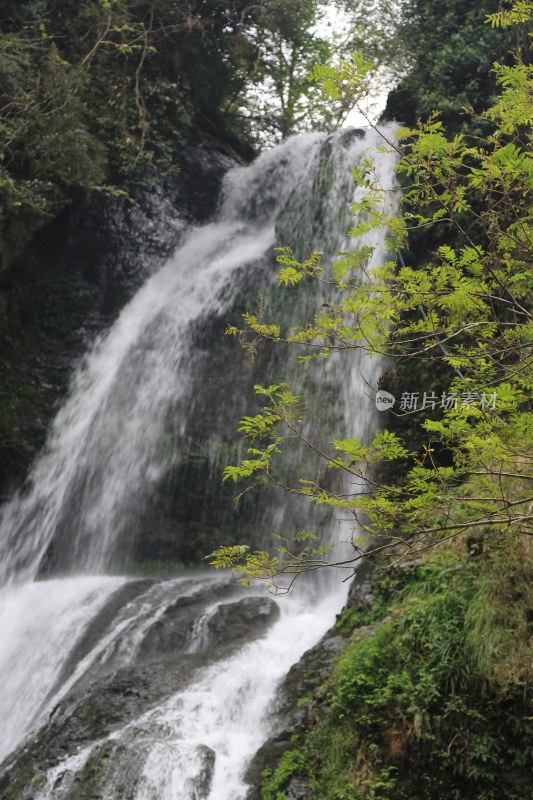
left=208, top=1, right=533, bottom=591
left=0, top=0, right=367, bottom=268
left=384, top=0, right=520, bottom=128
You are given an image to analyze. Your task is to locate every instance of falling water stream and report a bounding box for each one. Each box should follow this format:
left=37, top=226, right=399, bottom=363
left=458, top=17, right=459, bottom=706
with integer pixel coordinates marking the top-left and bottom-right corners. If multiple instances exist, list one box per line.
left=0, top=127, right=397, bottom=798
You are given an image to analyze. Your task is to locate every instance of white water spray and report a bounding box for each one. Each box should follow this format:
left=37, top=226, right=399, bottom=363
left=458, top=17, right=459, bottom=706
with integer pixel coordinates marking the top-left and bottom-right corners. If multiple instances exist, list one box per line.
left=0, top=576, right=125, bottom=763
left=0, top=127, right=398, bottom=797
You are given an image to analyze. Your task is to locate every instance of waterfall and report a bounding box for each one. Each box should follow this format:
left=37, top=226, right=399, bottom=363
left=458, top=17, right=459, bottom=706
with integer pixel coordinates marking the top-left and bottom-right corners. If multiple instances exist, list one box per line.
left=0, top=126, right=398, bottom=797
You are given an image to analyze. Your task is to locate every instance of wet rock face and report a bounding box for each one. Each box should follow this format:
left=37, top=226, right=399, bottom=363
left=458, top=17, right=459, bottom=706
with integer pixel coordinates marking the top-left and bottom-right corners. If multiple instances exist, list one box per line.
left=137, top=593, right=280, bottom=660
left=45, top=729, right=216, bottom=800
left=206, top=596, right=281, bottom=648
left=0, top=581, right=280, bottom=800
left=0, top=146, right=239, bottom=498
left=64, top=147, right=238, bottom=309
left=284, top=777, right=311, bottom=800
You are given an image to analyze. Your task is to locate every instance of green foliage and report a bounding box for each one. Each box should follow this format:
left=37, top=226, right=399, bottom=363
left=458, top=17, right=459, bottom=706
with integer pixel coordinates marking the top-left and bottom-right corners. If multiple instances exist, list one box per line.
left=261, top=750, right=307, bottom=800
left=385, top=0, right=517, bottom=130
left=208, top=1, right=533, bottom=588
left=237, top=0, right=408, bottom=144
left=222, top=4, right=533, bottom=797
left=1, top=0, right=361, bottom=269
left=238, top=1, right=336, bottom=143
left=261, top=538, right=533, bottom=799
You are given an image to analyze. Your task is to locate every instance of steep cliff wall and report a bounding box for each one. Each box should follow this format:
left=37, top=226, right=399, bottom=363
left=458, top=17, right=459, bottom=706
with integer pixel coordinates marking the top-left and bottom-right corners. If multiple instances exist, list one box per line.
left=0, top=146, right=238, bottom=503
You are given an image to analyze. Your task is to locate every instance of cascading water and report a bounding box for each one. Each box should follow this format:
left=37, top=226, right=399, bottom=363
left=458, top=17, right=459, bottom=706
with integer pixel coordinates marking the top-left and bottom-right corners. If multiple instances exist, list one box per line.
left=0, top=125, right=397, bottom=798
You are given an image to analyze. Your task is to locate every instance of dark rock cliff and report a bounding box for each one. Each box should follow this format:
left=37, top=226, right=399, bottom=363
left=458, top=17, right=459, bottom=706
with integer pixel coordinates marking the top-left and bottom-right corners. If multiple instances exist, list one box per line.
left=0, top=145, right=238, bottom=508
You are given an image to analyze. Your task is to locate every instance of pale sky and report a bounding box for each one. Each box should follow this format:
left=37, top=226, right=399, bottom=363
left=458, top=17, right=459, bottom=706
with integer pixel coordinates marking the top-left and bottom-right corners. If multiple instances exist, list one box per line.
left=318, top=2, right=393, bottom=129
left=342, top=87, right=390, bottom=129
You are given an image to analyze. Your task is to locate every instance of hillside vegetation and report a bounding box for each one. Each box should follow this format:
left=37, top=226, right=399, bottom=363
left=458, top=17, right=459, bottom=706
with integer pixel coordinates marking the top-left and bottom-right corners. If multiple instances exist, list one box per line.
left=210, top=3, right=533, bottom=796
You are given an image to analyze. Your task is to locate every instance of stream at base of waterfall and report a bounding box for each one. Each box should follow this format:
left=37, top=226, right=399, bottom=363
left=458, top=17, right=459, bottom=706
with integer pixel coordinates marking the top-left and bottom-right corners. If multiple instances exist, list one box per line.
left=0, top=126, right=397, bottom=799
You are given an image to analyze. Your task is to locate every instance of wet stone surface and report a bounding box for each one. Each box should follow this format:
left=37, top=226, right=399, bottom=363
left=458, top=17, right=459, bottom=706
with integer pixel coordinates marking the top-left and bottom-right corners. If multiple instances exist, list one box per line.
left=0, top=580, right=280, bottom=800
